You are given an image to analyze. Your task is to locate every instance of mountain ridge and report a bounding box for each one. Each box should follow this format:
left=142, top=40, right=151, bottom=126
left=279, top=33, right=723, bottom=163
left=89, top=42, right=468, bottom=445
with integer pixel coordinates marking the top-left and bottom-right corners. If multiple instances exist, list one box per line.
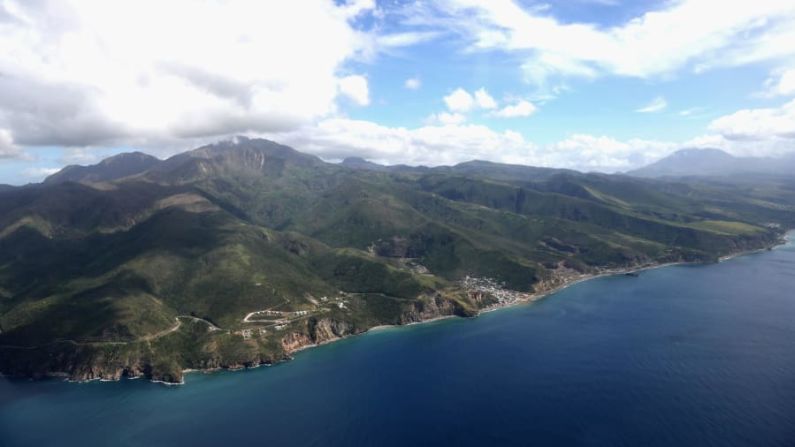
left=40, top=136, right=584, bottom=187
left=44, top=151, right=161, bottom=185
left=3, top=138, right=794, bottom=383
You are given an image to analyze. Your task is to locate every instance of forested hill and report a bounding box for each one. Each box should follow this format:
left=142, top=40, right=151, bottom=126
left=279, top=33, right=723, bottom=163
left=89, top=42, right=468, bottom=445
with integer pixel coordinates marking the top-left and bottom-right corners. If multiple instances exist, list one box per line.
left=2, top=137, right=794, bottom=383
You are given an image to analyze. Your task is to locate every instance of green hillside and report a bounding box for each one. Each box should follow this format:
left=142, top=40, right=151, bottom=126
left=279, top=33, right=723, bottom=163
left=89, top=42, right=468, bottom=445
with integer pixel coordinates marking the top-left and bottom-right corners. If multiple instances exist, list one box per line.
left=1, top=137, right=793, bottom=383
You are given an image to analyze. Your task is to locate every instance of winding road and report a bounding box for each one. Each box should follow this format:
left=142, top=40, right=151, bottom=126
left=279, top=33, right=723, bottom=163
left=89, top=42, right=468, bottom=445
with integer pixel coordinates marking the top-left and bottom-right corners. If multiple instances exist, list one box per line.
left=0, top=315, right=221, bottom=350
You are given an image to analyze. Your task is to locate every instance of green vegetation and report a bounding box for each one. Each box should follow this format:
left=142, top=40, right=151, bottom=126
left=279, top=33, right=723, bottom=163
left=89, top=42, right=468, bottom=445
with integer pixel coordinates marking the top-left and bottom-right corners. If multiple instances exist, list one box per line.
left=1, top=137, right=793, bottom=383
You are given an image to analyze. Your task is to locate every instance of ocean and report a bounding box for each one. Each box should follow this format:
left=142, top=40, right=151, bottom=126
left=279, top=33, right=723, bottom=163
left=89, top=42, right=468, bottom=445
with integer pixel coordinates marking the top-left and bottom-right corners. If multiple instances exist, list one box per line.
left=2, top=235, right=794, bottom=446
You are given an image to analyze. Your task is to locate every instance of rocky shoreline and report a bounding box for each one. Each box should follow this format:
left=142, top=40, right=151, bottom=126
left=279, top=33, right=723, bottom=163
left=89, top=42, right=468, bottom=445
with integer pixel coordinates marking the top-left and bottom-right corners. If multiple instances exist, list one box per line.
left=1, top=231, right=789, bottom=385
left=188, top=229, right=794, bottom=384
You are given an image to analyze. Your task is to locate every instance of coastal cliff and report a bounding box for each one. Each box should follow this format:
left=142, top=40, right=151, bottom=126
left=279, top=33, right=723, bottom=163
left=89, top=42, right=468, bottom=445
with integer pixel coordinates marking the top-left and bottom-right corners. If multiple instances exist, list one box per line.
left=1, top=230, right=786, bottom=385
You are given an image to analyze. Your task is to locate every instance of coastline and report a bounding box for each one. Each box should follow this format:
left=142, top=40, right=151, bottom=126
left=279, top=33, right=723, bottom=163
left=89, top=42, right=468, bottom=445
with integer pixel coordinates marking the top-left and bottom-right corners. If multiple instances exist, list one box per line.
left=172, top=230, right=792, bottom=385
left=16, top=231, right=791, bottom=386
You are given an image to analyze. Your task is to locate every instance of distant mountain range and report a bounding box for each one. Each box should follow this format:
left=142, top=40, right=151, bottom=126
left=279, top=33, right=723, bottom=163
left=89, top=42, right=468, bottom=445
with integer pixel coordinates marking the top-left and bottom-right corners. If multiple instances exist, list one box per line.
left=628, top=148, right=795, bottom=178
left=2, top=137, right=794, bottom=383
left=41, top=148, right=579, bottom=186
left=38, top=145, right=795, bottom=186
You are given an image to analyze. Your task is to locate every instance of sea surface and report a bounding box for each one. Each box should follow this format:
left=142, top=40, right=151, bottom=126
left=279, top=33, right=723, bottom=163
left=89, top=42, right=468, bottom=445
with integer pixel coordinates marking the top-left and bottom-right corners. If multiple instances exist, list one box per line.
left=2, top=235, right=795, bottom=447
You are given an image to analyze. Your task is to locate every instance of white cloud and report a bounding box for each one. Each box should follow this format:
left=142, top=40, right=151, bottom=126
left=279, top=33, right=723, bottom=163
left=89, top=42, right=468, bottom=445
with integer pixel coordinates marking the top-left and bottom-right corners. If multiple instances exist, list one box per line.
left=274, top=118, right=533, bottom=167
left=707, top=98, right=795, bottom=142
left=429, top=0, right=795, bottom=85
left=443, top=87, right=498, bottom=114
left=443, top=88, right=476, bottom=112
left=683, top=133, right=795, bottom=158
left=377, top=31, right=442, bottom=48
left=636, top=96, right=668, bottom=113
left=547, top=134, right=677, bottom=170
left=404, top=77, right=421, bottom=90
left=494, top=100, right=537, bottom=118
left=426, top=112, right=467, bottom=125
left=679, top=107, right=704, bottom=117
left=0, top=0, right=377, bottom=148
left=337, top=0, right=376, bottom=18
left=22, top=167, right=61, bottom=179
left=763, top=69, right=795, bottom=97
left=267, top=118, right=682, bottom=172
left=0, top=129, right=24, bottom=159
left=338, top=75, right=370, bottom=106
left=474, top=88, right=498, bottom=109
left=666, top=99, right=795, bottom=158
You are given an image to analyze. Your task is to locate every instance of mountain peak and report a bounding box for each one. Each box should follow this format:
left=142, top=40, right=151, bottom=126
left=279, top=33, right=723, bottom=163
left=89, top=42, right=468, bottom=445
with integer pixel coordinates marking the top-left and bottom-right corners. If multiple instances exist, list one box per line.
left=193, top=137, right=319, bottom=162
left=668, top=148, right=734, bottom=159
left=628, top=148, right=739, bottom=178
left=96, top=152, right=160, bottom=170
left=44, top=151, right=160, bottom=185
left=148, top=137, right=325, bottom=182
left=628, top=147, right=795, bottom=178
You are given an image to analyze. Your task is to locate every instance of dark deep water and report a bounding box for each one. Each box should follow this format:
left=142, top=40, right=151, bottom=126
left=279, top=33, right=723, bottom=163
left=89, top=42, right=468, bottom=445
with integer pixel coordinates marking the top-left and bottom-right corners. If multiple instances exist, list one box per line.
left=2, top=236, right=795, bottom=447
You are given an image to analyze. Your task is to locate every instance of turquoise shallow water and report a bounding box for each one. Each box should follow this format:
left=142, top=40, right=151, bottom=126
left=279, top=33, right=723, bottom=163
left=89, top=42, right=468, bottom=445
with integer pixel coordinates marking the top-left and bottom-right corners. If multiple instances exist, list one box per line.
left=2, top=235, right=795, bottom=446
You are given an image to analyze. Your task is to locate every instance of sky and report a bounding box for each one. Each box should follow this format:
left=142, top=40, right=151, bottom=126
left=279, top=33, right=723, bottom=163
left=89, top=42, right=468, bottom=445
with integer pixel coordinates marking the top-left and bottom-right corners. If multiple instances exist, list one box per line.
left=1, top=0, right=795, bottom=184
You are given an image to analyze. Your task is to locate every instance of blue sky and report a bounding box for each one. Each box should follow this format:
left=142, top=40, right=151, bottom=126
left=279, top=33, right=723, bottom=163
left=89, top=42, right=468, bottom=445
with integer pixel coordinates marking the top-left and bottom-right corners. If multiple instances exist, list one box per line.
left=1, top=0, right=795, bottom=184
left=352, top=43, right=768, bottom=142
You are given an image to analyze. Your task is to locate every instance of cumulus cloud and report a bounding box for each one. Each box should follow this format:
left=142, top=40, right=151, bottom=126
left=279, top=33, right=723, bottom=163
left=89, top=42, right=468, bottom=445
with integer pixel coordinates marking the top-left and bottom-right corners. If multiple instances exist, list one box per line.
left=404, top=77, right=421, bottom=90
left=661, top=99, right=795, bottom=158
left=683, top=133, right=795, bottom=158
left=426, top=112, right=467, bottom=125
left=438, top=87, right=536, bottom=120
left=494, top=100, right=537, bottom=118
left=274, top=118, right=532, bottom=167
left=5, top=0, right=795, bottom=177
left=338, top=75, right=370, bottom=106
left=547, top=134, right=677, bottom=170
left=0, top=0, right=376, bottom=148
left=0, top=129, right=23, bottom=159
left=443, top=87, right=499, bottom=114
left=443, top=88, right=476, bottom=112
left=474, top=88, right=497, bottom=109
left=707, top=99, right=795, bottom=142
left=268, top=118, right=681, bottom=172
left=763, top=69, right=795, bottom=97
left=424, top=0, right=795, bottom=86
left=636, top=96, right=668, bottom=113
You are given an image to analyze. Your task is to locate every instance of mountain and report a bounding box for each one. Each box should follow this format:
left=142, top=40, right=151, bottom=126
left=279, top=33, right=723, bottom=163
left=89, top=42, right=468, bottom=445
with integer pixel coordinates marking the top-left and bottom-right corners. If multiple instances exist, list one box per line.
left=442, top=159, right=572, bottom=182
left=340, top=157, right=389, bottom=171
left=2, top=137, right=794, bottom=383
left=629, top=148, right=795, bottom=178
left=44, top=152, right=161, bottom=184
left=341, top=156, right=571, bottom=181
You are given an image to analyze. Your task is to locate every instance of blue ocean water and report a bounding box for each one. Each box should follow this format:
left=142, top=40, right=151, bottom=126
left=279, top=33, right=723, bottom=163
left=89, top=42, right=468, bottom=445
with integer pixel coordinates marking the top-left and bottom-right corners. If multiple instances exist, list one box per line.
left=2, top=237, right=795, bottom=447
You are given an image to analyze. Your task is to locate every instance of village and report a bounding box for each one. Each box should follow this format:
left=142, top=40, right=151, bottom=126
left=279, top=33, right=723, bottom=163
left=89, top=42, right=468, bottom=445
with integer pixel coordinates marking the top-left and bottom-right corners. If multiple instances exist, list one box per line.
left=235, top=294, right=352, bottom=340
left=461, top=275, right=534, bottom=306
